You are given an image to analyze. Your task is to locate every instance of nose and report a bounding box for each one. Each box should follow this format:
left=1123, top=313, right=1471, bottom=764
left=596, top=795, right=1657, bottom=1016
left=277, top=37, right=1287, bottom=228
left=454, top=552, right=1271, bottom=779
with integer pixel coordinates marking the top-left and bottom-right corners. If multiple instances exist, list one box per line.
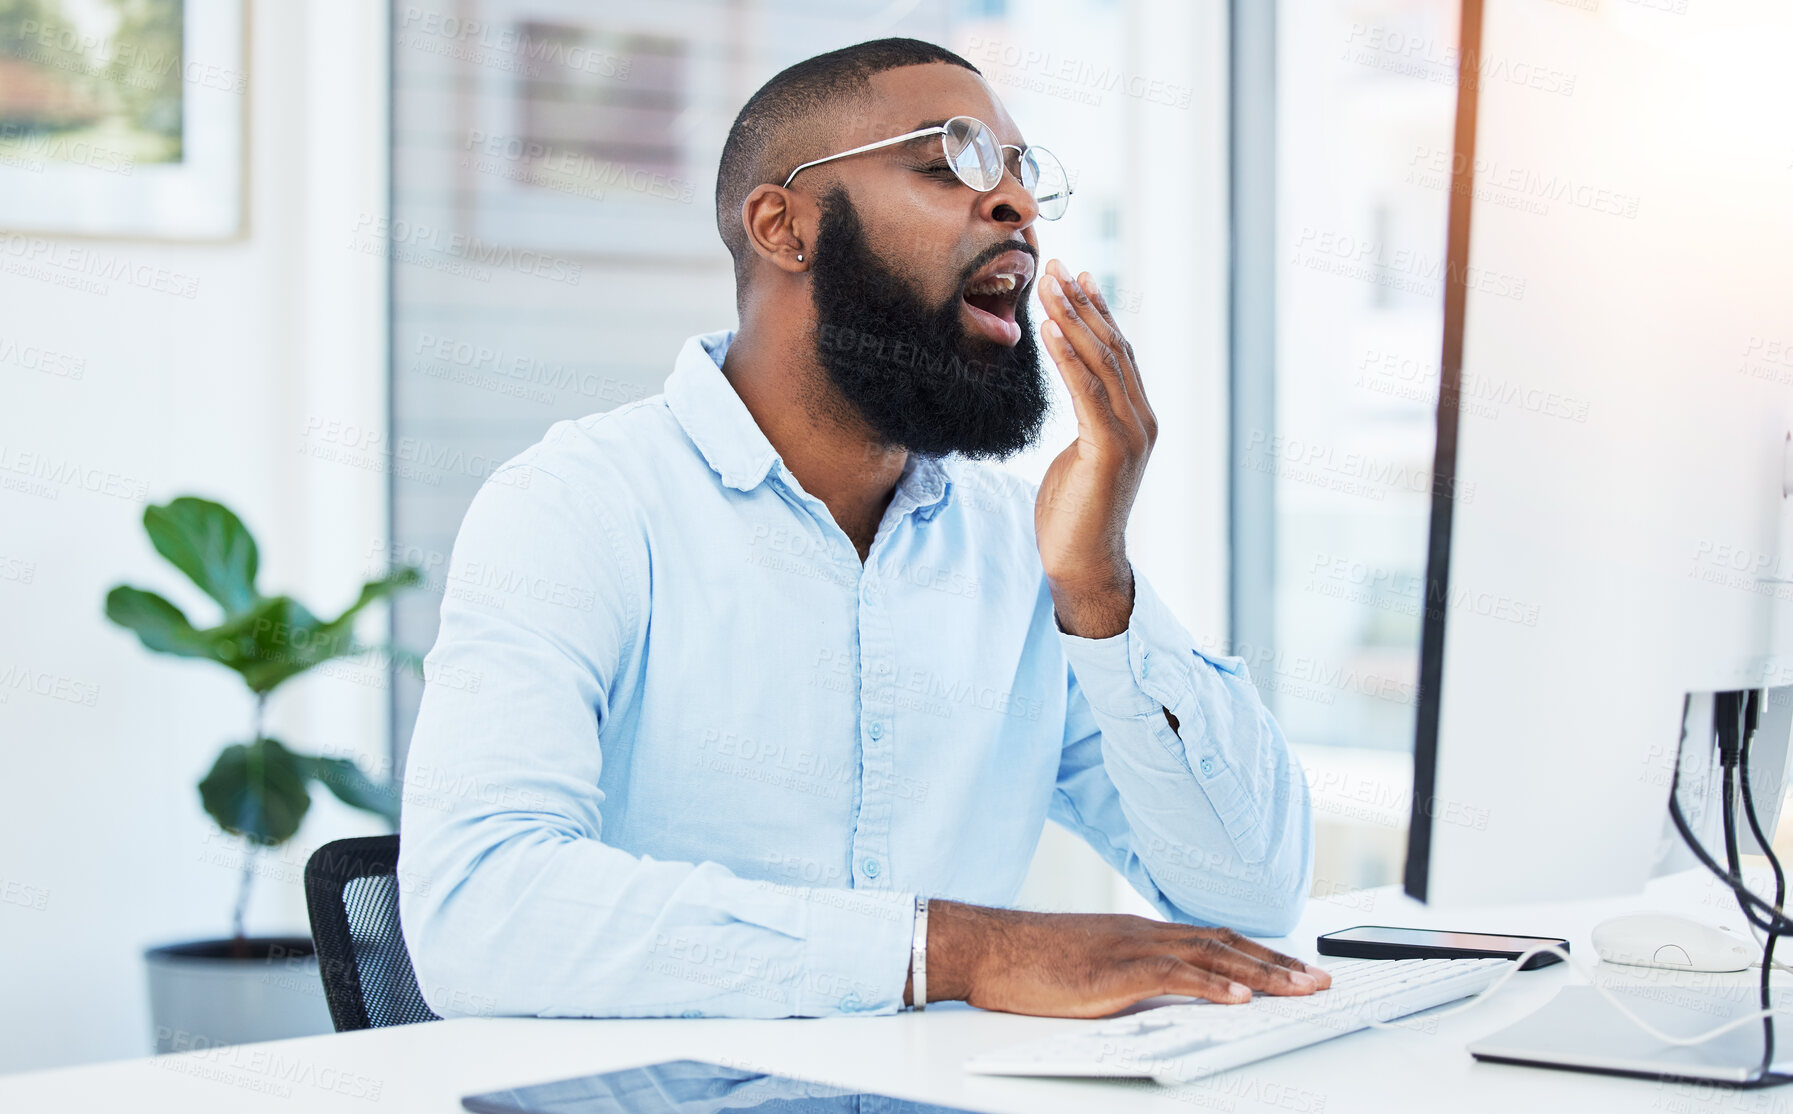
left=977, top=168, right=1039, bottom=230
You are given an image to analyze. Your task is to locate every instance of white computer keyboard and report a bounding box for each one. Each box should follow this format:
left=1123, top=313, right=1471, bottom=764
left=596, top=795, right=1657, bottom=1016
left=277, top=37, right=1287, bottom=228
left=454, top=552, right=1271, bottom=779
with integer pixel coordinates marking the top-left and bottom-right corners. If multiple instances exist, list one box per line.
left=966, top=956, right=1512, bottom=1084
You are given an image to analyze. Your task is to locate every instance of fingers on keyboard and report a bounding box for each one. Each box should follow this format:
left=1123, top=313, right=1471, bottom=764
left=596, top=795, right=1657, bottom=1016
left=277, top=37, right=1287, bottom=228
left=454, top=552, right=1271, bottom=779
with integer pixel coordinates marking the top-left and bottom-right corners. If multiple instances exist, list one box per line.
left=1175, top=929, right=1330, bottom=992
left=1141, top=956, right=1251, bottom=1004
left=1221, top=935, right=1332, bottom=990
left=1176, top=937, right=1321, bottom=996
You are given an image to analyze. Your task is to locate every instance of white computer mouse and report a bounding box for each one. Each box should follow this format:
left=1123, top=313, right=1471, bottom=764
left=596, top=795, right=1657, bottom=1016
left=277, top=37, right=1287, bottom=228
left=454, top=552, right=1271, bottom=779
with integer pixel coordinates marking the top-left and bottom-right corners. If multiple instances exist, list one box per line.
left=1591, top=912, right=1756, bottom=973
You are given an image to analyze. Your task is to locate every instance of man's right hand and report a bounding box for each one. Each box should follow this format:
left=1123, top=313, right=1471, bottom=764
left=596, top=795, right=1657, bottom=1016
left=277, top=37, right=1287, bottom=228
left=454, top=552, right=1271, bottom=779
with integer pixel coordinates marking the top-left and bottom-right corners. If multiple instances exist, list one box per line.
left=904, top=901, right=1331, bottom=1018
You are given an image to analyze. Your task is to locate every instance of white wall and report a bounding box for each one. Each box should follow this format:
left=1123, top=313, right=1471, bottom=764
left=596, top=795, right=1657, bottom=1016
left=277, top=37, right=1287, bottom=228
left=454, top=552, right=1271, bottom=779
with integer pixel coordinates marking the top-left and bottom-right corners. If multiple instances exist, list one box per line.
left=0, top=0, right=390, bottom=1073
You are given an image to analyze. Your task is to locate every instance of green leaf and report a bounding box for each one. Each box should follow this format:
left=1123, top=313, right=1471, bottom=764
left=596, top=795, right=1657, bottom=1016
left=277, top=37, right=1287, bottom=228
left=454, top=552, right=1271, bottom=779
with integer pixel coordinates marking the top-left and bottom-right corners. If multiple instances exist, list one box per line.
left=104, top=586, right=223, bottom=660
left=199, top=737, right=312, bottom=846
left=210, top=595, right=347, bottom=694
left=106, top=497, right=420, bottom=695
left=332, top=567, right=424, bottom=629
left=270, top=568, right=423, bottom=682
left=304, top=755, right=401, bottom=823
left=143, top=498, right=260, bottom=615
left=209, top=570, right=423, bottom=694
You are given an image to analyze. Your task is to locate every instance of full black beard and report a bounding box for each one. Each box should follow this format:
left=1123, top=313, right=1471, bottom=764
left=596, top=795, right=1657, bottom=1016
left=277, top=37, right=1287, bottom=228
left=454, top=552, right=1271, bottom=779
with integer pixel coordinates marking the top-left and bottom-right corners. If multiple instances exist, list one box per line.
left=807, top=188, right=1048, bottom=460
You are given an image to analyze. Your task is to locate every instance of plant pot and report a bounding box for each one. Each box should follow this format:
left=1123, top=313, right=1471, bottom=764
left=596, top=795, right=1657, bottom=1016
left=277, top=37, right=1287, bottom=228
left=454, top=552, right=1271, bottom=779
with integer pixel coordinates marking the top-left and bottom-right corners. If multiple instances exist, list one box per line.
left=144, top=936, right=336, bottom=1054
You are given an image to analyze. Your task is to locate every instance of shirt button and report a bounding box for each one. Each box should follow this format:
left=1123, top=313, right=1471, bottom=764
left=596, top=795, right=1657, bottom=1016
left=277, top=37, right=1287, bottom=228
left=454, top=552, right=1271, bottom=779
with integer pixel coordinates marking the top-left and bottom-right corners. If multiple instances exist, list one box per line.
left=680, top=1009, right=703, bottom=1019
left=863, top=858, right=881, bottom=878
left=869, top=722, right=883, bottom=740
left=1200, top=757, right=1216, bottom=776
left=840, top=992, right=862, bottom=1011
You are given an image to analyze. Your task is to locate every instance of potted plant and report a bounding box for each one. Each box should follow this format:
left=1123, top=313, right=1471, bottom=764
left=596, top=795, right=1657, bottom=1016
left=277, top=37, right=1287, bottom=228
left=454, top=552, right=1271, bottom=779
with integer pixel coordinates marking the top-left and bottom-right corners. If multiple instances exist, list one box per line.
left=104, top=496, right=421, bottom=1052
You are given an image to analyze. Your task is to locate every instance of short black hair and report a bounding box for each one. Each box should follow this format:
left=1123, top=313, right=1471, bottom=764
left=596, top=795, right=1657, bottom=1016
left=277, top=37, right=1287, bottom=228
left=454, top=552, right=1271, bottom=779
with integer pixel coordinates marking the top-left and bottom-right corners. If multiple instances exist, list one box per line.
left=714, top=38, right=980, bottom=288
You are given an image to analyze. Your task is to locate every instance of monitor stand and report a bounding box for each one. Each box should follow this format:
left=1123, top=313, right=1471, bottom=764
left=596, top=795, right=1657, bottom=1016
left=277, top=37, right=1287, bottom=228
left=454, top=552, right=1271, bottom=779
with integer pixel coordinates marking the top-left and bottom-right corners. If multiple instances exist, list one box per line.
left=1469, top=984, right=1792, bottom=1086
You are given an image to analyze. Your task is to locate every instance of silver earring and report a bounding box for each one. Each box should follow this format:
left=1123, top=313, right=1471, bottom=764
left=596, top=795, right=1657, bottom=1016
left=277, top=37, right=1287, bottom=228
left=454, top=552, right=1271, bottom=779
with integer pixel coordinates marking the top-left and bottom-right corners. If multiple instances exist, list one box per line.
left=796, top=253, right=805, bottom=262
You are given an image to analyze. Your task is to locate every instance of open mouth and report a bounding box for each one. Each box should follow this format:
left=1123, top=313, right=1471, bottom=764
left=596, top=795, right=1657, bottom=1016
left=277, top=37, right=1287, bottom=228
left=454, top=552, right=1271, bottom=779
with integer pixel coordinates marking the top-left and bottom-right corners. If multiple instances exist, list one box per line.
left=960, top=249, right=1035, bottom=347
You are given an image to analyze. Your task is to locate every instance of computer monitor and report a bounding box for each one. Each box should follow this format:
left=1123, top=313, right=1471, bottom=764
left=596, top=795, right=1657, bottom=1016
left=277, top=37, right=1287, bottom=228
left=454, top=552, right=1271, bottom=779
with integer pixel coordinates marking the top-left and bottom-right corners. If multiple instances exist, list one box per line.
left=1403, top=0, right=1793, bottom=907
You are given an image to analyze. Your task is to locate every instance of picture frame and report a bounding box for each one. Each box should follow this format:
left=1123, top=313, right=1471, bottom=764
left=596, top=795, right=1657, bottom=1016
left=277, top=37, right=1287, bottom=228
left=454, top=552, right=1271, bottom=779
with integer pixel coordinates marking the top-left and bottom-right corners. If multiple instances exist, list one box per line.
left=0, top=0, right=247, bottom=241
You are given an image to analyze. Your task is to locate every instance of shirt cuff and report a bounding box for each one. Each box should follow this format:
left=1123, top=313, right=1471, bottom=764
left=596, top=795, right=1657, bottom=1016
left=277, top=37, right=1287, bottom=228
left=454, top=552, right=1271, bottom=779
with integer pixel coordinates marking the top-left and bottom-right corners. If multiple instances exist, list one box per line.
left=1057, top=563, right=1201, bottom=720
left=778, top=885, right=916, bottom=1016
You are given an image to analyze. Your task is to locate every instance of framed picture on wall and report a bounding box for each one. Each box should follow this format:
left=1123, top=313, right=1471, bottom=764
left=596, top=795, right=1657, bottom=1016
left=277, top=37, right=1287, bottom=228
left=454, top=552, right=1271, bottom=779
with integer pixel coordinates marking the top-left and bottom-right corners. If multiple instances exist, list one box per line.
left=450, top=12, right=718, bottom=259
left=0, top=0, right=246, bottom=240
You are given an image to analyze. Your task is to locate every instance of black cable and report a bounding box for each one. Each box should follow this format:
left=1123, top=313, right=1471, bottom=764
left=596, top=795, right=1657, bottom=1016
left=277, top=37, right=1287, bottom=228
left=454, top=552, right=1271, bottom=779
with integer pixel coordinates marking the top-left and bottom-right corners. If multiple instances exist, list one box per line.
left=1716, top=694, right=1769, bottom=1079
left=1739, top=690, right=1782, bottom=1080
left=1720, top=690, right=1744, bottom=766
left=1725, top=762, right=1745, bottom=891
left=1741, top=689, right=1781, bottom=919
left=1741, top=691, right=1781, bottom=906
left=1721, top=692, right=1745, bottom=894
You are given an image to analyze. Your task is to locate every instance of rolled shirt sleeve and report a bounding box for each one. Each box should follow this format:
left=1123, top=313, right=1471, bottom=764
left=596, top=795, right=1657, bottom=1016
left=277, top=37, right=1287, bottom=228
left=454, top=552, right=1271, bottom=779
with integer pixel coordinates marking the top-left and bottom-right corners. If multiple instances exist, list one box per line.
left=397, top=459, right=915, bottom=1019
left=1049, top=563, right=1313, bottom=937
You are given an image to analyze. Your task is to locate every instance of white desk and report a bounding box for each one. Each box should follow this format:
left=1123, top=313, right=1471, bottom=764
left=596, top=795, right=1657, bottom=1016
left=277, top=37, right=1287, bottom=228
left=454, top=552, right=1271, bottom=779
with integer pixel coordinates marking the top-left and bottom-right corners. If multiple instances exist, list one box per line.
left=3, top=868, right=1782, bottom=1113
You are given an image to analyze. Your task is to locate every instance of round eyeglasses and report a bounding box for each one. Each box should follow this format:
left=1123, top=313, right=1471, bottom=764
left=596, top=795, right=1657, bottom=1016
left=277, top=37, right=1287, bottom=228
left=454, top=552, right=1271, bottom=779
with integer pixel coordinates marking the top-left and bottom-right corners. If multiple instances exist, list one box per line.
left=782, top=114, right=1073, bottom=221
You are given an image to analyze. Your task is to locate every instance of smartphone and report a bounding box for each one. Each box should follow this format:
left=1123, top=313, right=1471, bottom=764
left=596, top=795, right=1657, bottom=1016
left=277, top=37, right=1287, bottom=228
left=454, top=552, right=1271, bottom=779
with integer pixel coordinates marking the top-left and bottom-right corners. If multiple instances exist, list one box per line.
left=1317, top=925, right=1569, bottom=970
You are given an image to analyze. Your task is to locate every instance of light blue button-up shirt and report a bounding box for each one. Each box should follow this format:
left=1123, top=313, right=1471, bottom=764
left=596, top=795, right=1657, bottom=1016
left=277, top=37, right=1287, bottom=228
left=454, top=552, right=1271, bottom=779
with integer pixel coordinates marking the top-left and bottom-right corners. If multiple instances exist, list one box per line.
left=398, top=330, right=1312, bottom=1020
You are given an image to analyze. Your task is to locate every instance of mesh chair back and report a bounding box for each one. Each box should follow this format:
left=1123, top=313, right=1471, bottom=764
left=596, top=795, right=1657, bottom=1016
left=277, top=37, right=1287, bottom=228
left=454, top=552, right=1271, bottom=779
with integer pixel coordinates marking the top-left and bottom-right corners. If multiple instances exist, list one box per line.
left=303, top=834, right=440, bottom=1031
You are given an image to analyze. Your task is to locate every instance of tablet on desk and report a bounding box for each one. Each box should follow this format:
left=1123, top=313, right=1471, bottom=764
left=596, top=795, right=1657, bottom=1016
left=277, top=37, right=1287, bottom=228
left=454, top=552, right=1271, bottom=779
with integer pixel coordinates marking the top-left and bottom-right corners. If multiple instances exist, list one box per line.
left=462, top=1059, right=979, bottom=1113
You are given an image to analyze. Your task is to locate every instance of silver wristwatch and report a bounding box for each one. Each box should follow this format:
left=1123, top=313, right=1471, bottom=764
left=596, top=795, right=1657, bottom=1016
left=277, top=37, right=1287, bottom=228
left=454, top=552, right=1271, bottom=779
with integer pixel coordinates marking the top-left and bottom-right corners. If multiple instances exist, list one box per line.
left=911, top=896, right=929, bottom=1010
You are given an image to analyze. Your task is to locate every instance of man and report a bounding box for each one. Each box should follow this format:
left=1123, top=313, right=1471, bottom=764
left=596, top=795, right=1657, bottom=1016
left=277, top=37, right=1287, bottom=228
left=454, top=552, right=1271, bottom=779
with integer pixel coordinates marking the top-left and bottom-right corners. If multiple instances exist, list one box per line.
left=399, top=37, right=1322, bottom=1021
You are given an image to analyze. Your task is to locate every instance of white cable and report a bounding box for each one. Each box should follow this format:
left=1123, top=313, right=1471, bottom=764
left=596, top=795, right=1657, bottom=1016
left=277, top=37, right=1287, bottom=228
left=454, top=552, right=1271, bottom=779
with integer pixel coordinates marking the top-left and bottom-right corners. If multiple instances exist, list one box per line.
left=1360, top=943, right=1793, bottom=1049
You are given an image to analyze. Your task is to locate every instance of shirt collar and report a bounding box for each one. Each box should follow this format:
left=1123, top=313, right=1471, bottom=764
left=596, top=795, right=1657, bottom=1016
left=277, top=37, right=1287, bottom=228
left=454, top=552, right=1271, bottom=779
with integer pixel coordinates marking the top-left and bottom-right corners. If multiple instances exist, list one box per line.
left=665, top=330, right=778, bottom=491
left=665, top=329, right=953, bottom=519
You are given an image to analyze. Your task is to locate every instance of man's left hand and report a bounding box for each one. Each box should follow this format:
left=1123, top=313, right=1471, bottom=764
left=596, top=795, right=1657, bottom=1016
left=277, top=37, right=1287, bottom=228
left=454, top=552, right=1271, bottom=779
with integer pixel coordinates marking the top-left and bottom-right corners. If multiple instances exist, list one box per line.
left=1033, top=259, right=1157, bottom=639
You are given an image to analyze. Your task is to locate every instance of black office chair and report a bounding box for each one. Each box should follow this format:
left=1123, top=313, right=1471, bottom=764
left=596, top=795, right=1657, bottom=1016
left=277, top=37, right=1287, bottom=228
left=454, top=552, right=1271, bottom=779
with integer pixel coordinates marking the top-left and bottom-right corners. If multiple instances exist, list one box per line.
left=303, top=834, right=441, bottom=1031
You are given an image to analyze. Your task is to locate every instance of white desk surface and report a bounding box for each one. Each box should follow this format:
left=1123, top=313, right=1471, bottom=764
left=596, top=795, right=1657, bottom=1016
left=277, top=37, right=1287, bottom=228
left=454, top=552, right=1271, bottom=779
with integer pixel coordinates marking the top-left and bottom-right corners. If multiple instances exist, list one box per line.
left=4, top=868, right=1784, bottom=1113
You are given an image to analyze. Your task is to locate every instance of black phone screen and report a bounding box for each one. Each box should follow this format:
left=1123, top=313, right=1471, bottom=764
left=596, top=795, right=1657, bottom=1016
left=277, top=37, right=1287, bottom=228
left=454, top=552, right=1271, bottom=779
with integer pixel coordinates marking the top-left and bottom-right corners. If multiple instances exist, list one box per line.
left=1323, top=926, right=1564, bottom=951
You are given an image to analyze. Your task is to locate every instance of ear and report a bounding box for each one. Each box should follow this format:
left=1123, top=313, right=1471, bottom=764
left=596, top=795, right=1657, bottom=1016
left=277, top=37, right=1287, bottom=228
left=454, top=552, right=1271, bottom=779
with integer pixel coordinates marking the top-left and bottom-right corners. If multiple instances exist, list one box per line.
left=741, top=184, right=811, bottom=273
